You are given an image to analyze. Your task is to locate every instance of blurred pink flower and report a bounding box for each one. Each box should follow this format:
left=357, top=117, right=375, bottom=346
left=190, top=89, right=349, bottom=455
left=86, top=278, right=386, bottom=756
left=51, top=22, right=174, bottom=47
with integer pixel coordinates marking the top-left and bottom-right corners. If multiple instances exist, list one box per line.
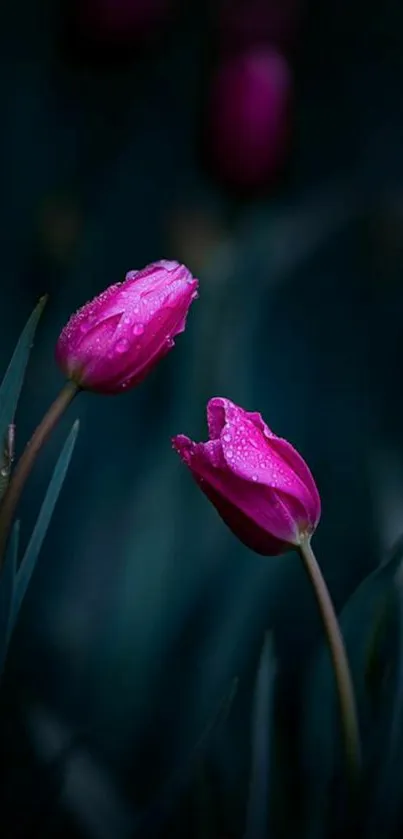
left=78, top=0, right=171, bottom=44
left=173, top=398, right=321, bottom=555
left=216, top=0, right=302, bottom=54
left=56, top=260, right=198, bottom=394
left=207, top=48, right=293, bottom=190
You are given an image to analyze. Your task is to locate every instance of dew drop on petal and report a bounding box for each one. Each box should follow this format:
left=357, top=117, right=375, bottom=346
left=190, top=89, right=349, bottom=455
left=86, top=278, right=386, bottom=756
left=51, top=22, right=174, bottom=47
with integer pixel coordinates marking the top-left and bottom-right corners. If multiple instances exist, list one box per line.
left=115, top=338, right=130, bottom=353
left=223, top=432, right=231, bottom=443
left=252, top=475, right=258, bottom=482
left=226, top=448, right=234, bottom=459
left=132, top=323, right=145, bottom=336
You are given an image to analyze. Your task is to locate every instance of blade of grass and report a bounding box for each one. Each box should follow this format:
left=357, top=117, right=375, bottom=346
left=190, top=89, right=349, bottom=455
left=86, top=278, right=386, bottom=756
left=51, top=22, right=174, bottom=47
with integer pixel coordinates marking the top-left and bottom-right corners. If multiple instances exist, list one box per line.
left=0, top=296, right=47, bottom=442
left=244, top=633, right=276, bottom=839
left=11, top=420, right=79, bottom=630
left=0, top=520, right=19, bottom=677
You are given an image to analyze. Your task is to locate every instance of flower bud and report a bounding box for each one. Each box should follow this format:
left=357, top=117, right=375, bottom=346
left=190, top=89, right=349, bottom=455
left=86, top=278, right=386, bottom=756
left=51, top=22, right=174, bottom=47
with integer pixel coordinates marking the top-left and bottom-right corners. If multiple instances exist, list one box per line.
left=207, top=48, right=293, bottom=190
left=173, top=397, right=321, bottom=555
left=56, top=260, right=198, bottom=394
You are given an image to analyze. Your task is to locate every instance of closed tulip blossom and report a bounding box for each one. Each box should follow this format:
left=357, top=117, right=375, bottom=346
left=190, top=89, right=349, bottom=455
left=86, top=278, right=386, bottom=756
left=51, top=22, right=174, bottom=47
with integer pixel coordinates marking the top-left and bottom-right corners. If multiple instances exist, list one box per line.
left=56, top=260, right=198, bottom=394
left=173, top=397, right=320, bottom=555
left=207, top=48, right=292, bottom=190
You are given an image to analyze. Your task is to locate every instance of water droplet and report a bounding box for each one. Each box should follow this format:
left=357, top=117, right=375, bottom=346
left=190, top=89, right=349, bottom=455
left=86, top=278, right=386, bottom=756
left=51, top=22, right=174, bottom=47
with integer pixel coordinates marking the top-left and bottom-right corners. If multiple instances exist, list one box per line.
left=134, top=306, right=139, bottom=314
left=223, top=432, right=231, bottom=443
left=159, top=260, right=178, bottom=272
left=226, top=448, right=234, bottom=459
left=115, top=338, right=130, bottom=354
left=132, top=323, right=144, bottom=336
left=252, top=474, right=258, bottom=482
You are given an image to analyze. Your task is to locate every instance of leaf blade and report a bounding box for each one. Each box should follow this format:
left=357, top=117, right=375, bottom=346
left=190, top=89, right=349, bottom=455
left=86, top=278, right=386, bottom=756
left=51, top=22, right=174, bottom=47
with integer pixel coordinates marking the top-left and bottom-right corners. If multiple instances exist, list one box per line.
left=244, top=632, right=276, bottom=839
left=0, top=296, right=48, bottom=441
left=11, top=420, right=79, bottom=630
left=0, top=520, right=19, bottom=678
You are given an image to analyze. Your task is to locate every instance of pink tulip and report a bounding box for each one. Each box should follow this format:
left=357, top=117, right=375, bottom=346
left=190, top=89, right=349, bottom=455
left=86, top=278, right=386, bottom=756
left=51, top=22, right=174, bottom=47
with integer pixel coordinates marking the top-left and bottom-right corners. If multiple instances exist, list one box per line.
left=207, top=48, right=293, bottom=190
left=172, top=398, right=321, bottom=555
left=56, top=260, right=198, bottom=394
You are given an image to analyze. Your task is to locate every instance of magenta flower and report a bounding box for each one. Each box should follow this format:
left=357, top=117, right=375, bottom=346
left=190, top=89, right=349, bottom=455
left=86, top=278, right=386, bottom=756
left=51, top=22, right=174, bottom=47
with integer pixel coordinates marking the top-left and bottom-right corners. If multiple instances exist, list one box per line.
left=207, top=48, right=292, bottom=190
left=172, top=398, right=321, bottom=555
left=56, top=260, right=198, bottom=394
left=216, top=0, right=302, bottom=55
left=78, top=0, right=171, bottom=44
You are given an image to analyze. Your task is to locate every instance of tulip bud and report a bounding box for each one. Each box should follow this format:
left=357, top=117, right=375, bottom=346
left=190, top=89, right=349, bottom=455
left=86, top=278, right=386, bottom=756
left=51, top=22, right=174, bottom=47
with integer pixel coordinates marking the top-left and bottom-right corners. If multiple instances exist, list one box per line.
left=207, top=48, right=292, bottom=190
left=173, top=398, right=321, bottom=555
left=56, top=260, right=198, bottom=394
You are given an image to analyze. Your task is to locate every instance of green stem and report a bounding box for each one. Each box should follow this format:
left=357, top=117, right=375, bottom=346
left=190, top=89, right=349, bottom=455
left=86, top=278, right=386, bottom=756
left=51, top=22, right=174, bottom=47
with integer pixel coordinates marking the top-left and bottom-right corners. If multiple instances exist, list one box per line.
left=299, top=538, right=361, bottom=790
left=0, top=380, right=79, bottom=570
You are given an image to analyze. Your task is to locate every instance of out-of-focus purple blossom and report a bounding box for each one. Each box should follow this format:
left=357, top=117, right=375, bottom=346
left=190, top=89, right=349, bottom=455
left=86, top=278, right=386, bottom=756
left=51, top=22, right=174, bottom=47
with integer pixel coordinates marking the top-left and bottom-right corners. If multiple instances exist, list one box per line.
left=207, top=48, right=293, bottom=190
left=56, top=260, right=198, bottom=394
left=216, top=0, right=303, bottom=55
left=77, top=0, right=172, bottom=45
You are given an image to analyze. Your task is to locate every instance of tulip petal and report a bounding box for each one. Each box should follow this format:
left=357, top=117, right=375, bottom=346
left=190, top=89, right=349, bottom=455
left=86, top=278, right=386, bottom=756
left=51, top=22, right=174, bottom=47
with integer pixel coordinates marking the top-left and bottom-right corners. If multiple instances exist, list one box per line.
left=207, top=397, right=228, bottom=440
left=198, top=481, right=288, bottom=556
left=57, top=312, right=122, bottom=383
left=172, top=433, right=301, bottom=546
left=216, top=399, right=318, bottom=519
left=263, top=435, right=321, bottom=527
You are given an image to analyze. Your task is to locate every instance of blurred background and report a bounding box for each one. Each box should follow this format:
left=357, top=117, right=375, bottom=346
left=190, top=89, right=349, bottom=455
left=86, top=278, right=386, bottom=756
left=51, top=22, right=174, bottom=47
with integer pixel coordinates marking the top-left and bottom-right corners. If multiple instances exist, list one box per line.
left=1, top=0, right=403, bottom=836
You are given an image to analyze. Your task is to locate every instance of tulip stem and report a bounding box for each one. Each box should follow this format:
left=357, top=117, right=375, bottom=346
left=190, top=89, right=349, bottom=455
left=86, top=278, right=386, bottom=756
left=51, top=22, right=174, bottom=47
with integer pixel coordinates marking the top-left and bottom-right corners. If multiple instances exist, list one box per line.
left=0, top=380, right=79, bottom=571
left=299, top=538, right=361, bottom=792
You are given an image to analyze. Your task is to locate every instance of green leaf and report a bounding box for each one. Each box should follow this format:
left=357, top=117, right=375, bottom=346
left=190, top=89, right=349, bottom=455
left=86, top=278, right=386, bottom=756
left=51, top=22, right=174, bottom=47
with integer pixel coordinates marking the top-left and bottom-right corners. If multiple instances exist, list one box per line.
left=244, top=633, right=276, bottom=839
left=0, top=296, right=48, bottom=442
left=301, top=535, right=403, bottom=839
left=0, top=520, right=19, bottom=678
left=11, top=420, right=79, bottom=631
